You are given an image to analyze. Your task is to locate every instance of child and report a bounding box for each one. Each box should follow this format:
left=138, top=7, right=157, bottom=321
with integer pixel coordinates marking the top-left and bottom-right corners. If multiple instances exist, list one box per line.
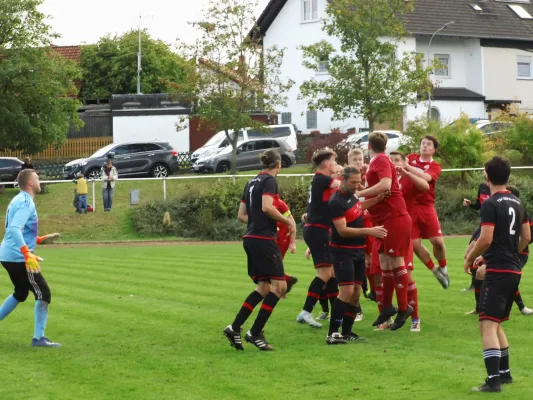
left=74, top=173, right=89, bottom=214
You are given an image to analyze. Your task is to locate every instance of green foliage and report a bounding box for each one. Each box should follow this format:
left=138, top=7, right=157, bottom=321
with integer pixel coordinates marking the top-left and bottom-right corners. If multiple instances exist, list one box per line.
left=299, top=0, right=432, bottom=130
left=0, top=1, right=82, bottom=154
left=80, top=30, right=189, bottom=99
left=492, top=113, right=533, bottom=165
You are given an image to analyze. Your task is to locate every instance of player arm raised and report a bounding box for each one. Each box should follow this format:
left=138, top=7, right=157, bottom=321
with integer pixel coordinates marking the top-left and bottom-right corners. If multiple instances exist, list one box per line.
left=360, top=191, right=389, bottom=210
left=397, top=167, right=430, bottom=191
left=405, top=164, right=434, bottom=182
left=356, top=178, right=392, bottom=199
left=332, top=217, right=387, bottom=239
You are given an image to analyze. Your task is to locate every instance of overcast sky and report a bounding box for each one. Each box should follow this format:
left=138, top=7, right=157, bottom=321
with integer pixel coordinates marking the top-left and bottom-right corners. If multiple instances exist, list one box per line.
left=40, top=0, right=270, bottom=47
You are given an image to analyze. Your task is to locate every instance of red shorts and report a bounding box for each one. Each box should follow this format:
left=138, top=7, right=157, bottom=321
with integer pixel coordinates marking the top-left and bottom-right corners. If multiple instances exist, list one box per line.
left=376, top=214, right=412, bottom=258
left=405, top=240, right=414, bottom=270
left=277, top=239, right=289, bottom=259
left=411, top=205, right=442, bottom=239
left=369, top=239, right=382, bottom=276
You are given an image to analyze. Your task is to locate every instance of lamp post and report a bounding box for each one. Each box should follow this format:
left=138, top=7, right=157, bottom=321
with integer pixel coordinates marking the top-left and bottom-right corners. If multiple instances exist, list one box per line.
left=427, top=21, right=455, bottom=121
left=137, top=14, right=142, bottom=95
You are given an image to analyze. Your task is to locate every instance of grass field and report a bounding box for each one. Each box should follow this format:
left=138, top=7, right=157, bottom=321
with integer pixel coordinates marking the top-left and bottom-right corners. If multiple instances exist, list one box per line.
left=0, top=238, right=532, bottom=399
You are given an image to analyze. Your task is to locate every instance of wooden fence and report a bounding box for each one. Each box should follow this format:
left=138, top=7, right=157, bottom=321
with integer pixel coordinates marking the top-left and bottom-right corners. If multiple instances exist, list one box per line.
left=0, top=137, right=113, bottom=161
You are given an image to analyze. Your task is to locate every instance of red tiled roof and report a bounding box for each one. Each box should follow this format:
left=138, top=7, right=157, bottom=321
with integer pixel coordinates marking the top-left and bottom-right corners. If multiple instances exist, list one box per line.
left=50, top=45, right=82, bottom=63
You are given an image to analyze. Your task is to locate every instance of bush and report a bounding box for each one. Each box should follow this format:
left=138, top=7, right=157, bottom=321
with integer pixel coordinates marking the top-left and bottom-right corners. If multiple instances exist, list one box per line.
left=305, top=131, right=351, bottom=165
left=492, top=113, right=533, bottom=165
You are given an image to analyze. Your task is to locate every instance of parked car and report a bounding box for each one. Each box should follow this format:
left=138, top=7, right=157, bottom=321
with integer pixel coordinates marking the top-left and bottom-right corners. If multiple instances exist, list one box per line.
left=192, top=138, right=296, bottom=173
left=343, top=130, right=409, bottom=154
left=191, top=124, right=298, bottom=164
left=476, top=121, right=513, bottom=136
left=63, top=142, right=179, bottom=180
left=0, top=157, right=24, bottom=183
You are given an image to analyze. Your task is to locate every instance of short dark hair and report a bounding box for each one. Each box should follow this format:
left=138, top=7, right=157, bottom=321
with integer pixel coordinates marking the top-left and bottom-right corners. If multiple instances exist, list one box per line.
left=422, top=135, right=439, bottom=150
left=389, top=151, right=405, bottom=160
left=507, top=185, right=520, bottom=198
left=368, top=132, right=388, bottom=153
left=17, top=169, right=36, bottom=188
left=260, top=149, right=281, bottom=169
left=341, top=166, right=361, bottom=181
left=485, top=156, right=511, bottom=186
left=311, top=148, right=337, bottom=168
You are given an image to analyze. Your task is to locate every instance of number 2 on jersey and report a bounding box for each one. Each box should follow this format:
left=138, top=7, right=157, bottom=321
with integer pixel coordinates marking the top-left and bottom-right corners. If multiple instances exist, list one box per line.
left=509, top=207, right=516, bottom=235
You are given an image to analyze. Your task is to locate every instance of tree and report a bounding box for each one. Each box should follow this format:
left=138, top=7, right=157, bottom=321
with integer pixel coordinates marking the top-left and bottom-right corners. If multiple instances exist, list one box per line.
left=167, top=0, right=294, bottom=175
left=0, top=0, right=82, bottom=154
left=299, top=0, right=431, bottom=132
left=80, top=30, right=189, bottom=99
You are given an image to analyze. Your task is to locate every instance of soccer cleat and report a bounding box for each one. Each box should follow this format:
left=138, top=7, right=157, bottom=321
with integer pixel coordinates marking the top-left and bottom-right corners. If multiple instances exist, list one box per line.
left=390, top=305, right=414, bottom=331
left=245, top=330, right=273, bottom=351
left=410, top=319, right=421, bottom=332
left=465, top=309, right=480, bottom=315
left=32, top=337, right=62, bottom=347
left=223, top=325, right=244, bottom=351
left=285, top=276, right=298, bottom=295
left=521, top=306, right=533, bottom=315
left=433, top=268, right=450, bottom=289
left=472, top=379, right=501, bottom=392
left=316, top=311, right=330, bottom=321
left=372, top=305, right=398, bottom=327
left=374, top=317, right=394, bottom=331
left=500, top=374, right=513, bottom=385
left=297, top=310, right=322, bottom=328
left=326, top=332, right=347, bottom=345
left=343, top=332, right=364, bottom=342
left=460, top=284, right=474, bottom=292
left=355, top=312, right=364, bottom=322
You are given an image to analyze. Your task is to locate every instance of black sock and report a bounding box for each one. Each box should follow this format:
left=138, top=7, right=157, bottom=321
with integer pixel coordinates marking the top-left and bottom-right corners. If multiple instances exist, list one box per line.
left=319, top=295, right=329, bottom=313
left=341, top=304, right=357, bottom=335
left=328, top=298, right=346, bottom=336
left=232, top=291, right=264, bottom=331
left=303, top=277, right=326, bottom=313
left=483, top=348, right=501, bottom=384
left=474, top=280, right=483, bottom=311
left=499, top=347, right=510, bottom=376
left=250, top=292, right=280, bottom=336
left=326, top=278, right=339, bottom=310
left=515, top=290, right=525, bottom=311
left=362, top=277, right=368, bottom=293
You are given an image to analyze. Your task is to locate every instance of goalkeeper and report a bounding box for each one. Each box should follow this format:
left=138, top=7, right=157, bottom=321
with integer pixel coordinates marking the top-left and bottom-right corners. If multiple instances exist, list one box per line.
left=0, top=169, right=61, bottom=347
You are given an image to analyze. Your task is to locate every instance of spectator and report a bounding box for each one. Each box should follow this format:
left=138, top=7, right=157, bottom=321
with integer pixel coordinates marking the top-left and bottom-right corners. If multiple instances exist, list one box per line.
left=101, top=158, right=118, bottom=212
left=21, top=157, right=34, bottom=170
left=74, top=173, right=88, bottom=214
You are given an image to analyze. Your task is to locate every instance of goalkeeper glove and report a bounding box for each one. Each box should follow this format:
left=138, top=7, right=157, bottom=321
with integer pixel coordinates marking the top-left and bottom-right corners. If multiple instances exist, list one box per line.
left=37, top=233, right=61, bottom=245
left=20, top=245, right=42, bottom=274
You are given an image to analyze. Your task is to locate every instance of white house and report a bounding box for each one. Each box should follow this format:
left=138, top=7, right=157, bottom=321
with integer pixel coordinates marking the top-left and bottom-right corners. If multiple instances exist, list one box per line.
left=254, top=0, right=533, bottom=133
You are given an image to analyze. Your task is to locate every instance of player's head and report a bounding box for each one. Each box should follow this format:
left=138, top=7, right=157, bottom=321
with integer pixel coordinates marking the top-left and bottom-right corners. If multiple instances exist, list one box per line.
left=420, top=135, right=439, bottom=157
left=340, top=167, right=361, bottom=195
left=507, top=185, right=520, bottom=198
left=368, top=132, right=387, bottom=154
left=484, top=156, right=511, bottom=186
left=312, top=148, right=337, bottom=175
left=331, top=164, right=343, bottom=180
left=17, top=169, right=41, bottom=196
left=389, top=151, right=406, bottom=168
left=260, top=149, right=281, bottom=175
left=348, top=148, right=364, bottom=169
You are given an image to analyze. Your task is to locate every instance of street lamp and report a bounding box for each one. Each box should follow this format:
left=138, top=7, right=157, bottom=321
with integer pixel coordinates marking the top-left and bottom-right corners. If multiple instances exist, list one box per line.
left=427, top=21, right=455, bottom=121
left=137, top=13, right=154, bottom=95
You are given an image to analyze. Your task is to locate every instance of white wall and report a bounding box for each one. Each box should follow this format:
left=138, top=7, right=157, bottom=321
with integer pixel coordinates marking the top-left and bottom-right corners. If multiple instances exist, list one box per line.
left=113, top=115, right=190, bottom=152
left=405, top=100, right=486, bottom=124
left=464, top=39, right=483, bottom=95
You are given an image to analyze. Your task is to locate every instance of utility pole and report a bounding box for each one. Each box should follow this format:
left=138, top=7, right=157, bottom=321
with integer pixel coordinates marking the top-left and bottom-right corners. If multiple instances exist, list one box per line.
left=137, top=14, right=142, bottom=95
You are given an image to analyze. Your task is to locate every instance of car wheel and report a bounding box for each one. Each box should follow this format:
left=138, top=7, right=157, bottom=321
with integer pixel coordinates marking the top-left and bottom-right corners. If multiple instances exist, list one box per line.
left=86, top=168, right=101, bottom=180
left=152, top=163, right=169, bottom=178
left=281, top=156, right=291, bottom=168
left=216, top=161, right=230, bottom=173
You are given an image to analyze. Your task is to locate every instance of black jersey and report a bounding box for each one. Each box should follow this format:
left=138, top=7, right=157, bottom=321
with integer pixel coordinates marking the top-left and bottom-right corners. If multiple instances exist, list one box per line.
left=241, top=172, right=278, bottom=239
left=470, top=182, right=491, bottom=211
left=305, top=172, right=336, bottom=228
left=520, top=210, right=533, bottom=256
left=480, top=190, right=528, bottom=274
left=328, top=190, right=365, bottom=250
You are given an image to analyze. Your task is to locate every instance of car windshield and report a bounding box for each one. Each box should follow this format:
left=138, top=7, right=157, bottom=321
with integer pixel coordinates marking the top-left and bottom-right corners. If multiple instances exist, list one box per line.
left=90, top=144, right=116, bottom=158
left=204, top=131, right=227, bottom=147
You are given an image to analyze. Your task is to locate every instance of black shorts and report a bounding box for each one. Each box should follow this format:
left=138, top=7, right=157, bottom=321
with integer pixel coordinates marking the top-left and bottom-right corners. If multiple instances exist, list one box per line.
left=243, top=238, right=285, bottom=284
left=1, top=262, right=51, bottom=303
left=331, top=249, right=366, bottom=286
left=469, top=225, right=481, bottom=244
left=304, top=226, right=331, bottom=268
left=519, top=254, right=528, bottom=269
left=479, top=273, right=521, bottom=323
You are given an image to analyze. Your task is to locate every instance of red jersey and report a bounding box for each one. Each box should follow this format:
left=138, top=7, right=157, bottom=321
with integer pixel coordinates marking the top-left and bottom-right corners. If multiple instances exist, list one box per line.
left=406, top=154, right=442, bottom=206
left=365, top=153, right=408, bottom=223
left=273, top=195, right=291, bottom=241
left=398, top=175, right=416, bottom=215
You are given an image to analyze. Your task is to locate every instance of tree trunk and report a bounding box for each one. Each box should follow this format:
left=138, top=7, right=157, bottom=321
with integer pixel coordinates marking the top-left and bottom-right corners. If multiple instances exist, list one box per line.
left=230, top=130, right=239, bottom=175
left=368, top=117, right=375, bottom=133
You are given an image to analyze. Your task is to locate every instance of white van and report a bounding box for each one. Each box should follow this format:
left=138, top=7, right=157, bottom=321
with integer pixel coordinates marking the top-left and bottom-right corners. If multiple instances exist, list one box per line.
left=190, top=124, right=298, bottom=164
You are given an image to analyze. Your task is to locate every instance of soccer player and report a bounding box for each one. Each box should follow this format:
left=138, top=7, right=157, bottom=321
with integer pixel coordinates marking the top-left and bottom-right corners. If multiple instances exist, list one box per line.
left=0, top=169, right=61, bottom=347
left=326, top=167, right=387, bottom=344
left=465, top=156, right=530, bottom=392
left=405, top=136, right=449, bottom=289
left=357, top=132, right=413, bottom=331
left=390, top=151, right=430, bottom=332
left=296, top=149, right=341, bottom=328
left=223, top=149, right=296, bottom=351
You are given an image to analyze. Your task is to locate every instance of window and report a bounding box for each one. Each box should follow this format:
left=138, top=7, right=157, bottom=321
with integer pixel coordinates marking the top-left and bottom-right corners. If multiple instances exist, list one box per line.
left=281, top=112, right=292, bottom=124
left=306, top=110, right=318, bottom=129
left=112, top=145, right=131, bottom=155
left=430, top=107, right=441, bottom=122
left=386, top=133, right=399, bottom=139
left=302, top=0, right=318, bottom=22
left=434, top=54, right=450, bottom=78
left=254, top=141, right=273, bottom=151
left=247, top=129, right=263, bottom=139
left=317, top=60, right=329, bottom=74
left=509, top=4, right=533, bottom=19
left=143, top=143, right=164, bottom=152
left=272, top=127, right=291, bottom=138
left=517, top=55, right=532, bottom=78
left=128, top=144, right=147, bottom=153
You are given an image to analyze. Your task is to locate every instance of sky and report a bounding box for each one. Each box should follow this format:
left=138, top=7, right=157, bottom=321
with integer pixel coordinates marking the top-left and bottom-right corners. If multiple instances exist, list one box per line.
left=39, top=0, right=271, bottom=47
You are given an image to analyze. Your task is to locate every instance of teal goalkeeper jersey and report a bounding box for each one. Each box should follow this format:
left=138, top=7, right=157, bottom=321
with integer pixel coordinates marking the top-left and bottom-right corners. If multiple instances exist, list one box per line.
left=0, top=191, right=38, bottom=263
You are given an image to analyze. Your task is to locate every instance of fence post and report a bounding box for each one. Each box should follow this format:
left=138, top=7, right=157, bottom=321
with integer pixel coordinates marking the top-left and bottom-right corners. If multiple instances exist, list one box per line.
left=301, top=175, right=304, bottom=183
left=163, top=177, right=167, bottom=202
left=92, top=179, right=96, bottom=212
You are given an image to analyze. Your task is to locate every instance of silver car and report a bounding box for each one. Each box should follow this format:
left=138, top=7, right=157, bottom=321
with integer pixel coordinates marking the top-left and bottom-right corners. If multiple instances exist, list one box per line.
left=193, top=138, right=296, bottom=173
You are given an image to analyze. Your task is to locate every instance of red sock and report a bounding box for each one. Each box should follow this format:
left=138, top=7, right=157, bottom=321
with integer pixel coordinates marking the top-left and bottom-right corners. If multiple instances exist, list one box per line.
left=438, top=258, right=447, bottom=268
left=375, top=284, right=383, bottom=313
left=381, top=271, right=395, bottom=308
left=424, top=259, right=436, bottom=271
left=408, top=281, right=419, bottom=320
left=392, top=267, right=409, bottom=312
left=368, top=274, right=376, bottom=293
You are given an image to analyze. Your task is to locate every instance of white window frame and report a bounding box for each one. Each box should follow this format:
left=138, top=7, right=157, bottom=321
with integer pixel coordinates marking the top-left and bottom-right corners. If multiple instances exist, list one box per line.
left=434, top=54, right=451, bottom=78
left=301, top=0, right=319, bottom=23
left=317, top=60, right=329, bottom=75
left=306, top=110, right=318, bottom=130
left=517, top=55, right=532, bottom=79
